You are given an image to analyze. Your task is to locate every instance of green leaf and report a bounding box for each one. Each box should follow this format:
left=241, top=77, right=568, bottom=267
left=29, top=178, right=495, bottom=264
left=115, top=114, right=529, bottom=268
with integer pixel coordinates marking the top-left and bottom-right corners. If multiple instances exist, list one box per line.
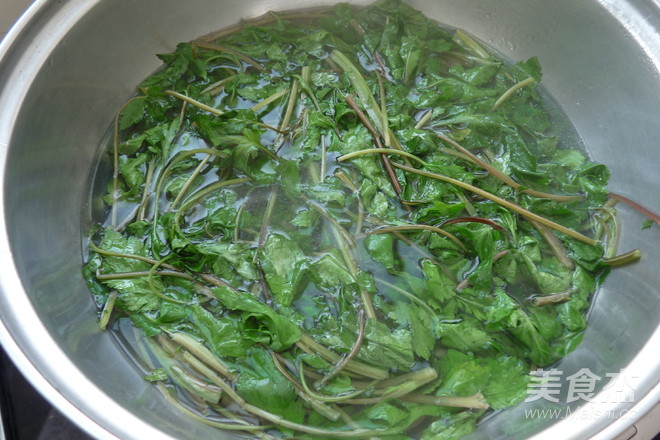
left=359, top=318, right=415, bottom=370
left=405, top=304, right=436, bottom=359
left=449, top=62, right=501, bottom=87
left=259, top=233, right=308, bottom=306
left=509, top=56, right=543, bottom=82
left=211, top=284, right=301, bottom=351
left=119, top=98, right=147, bottom=130
left=331, top=125, right=397, bottom=198
left=310, top=251, right=356, bottom=288
left=436, top=319, right=493, bottom=352
left=364, top=234, right=396, bottom=271
left=520, top=254, right=572, bottom=294
left=421, top=260, right=456, bottom=303
left=435, top=350, right=528, bottom=409
left=421, top=410, right=480, bottom=440
left=118, top=153, right=149, bottom=200
left=235, top=347, right=305, bottom=421
left=506, top=309, right=553, bottom=365
left=189, top=305, right=248, bottom=358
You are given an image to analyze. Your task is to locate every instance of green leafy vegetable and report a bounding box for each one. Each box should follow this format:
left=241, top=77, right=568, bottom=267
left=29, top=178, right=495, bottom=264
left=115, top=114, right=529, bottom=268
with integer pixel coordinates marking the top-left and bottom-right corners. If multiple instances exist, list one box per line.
left=83, top=0, right=629, bottom=438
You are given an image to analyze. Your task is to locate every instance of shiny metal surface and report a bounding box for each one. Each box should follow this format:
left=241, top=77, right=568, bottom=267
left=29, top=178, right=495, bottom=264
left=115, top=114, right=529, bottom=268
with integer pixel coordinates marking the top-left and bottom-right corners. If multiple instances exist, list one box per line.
left=0, top=1, right=658, bottom=439
left=0, top=392, right=4, bottom=440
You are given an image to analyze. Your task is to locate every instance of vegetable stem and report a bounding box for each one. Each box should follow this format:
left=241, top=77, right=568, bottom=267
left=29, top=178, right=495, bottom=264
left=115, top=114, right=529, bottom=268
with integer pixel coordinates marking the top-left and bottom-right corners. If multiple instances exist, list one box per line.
left=354, top=158, right=600, bottom=246
left=174, top=177, right=250, bottom=225
left=344, top=95, right=406, bottom=205
left=154, top=383, right=267, bottom=431
left=434, top=133, right=584, bottom=203
left=299, top=361, right=370, bottom=403
left=170, top=154, right=212, bottom=210
left=491, top=77, right=536, bottom=111
left=368, top=224, right=468, bottom=253
left=603, top=249, right=642, bottom=267
left=98, top=291, right=118, bottom=330
left=279, top=79, right=299, bottom=133
left=111, top=96, right=146, bottom=228
left=251, top=88, right=289, bottom=112
left=316, top=309, right=367, bottom=388
left=399, top=162, right=598, bottom=245
left=344, top=367, right=438, bottom=405
left=529, top=220, right=575, bottom=270
left=401, top=392, right=489, bottom=410
left=168, top=332, right=236, bottom=380
left=453, top=29, right=491, bottom=60
left=180, top=349, right=399, bottom=437
left=164, top=90, right=225, bottom=116
left=331, top=50, right=385, bottom=134
left=269, top=353, right=343, bottom=421
left=193, top=42, right=267, bottom=73
left=374, top=277, right=436, bottom=316
left=531, top=291, right=572, bottom=306
left=608, top=192, right=660, bottom=225
left=297, top=334, right=389, bottom=381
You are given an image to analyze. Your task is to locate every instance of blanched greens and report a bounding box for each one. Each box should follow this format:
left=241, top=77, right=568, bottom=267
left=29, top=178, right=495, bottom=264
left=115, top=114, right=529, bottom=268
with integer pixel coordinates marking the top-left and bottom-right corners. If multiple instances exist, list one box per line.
left=83, top=0, right=622, bottom=438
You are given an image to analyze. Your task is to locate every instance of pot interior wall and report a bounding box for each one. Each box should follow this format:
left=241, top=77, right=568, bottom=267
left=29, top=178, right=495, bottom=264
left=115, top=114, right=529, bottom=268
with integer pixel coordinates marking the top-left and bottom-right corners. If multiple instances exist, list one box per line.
left=1, top=0, right=659, bottom=439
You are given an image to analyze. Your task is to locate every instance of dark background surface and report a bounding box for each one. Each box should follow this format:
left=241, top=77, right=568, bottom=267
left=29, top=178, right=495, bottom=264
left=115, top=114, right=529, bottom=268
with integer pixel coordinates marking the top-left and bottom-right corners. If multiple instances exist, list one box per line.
left=0, top=346, right=93, bottom=440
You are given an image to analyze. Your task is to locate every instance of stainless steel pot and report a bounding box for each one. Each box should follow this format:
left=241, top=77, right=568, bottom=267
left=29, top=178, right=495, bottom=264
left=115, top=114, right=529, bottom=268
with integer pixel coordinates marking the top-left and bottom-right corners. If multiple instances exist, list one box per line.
left=1, top=1, right=659, bottom=439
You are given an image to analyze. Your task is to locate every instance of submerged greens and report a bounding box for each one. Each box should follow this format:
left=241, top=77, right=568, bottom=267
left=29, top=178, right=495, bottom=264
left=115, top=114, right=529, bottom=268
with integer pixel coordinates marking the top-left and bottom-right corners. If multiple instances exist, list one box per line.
left=84, top=0, right=621, bottom=438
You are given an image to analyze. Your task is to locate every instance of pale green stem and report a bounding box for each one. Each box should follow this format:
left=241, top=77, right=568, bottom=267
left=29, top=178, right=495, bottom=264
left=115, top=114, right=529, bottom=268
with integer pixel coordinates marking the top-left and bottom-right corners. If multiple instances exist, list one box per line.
left=152, top=148, right=228, bottom=219
left=340, top=153, right=599, bottom=246
left=531, top=291, right=572, bottom=307
left=453, top=29, right=491, bottom=60
left=148, top=339, right=223, bottom=404
left=491, top=77, right=536, bottom=111
left=343, top=367, right=438, bottom=405
left=401, top=392, right=489, bottom=409
left=174, top=178, right=250, bottom=226
left=279, top=79, right=299, bottom=133
left=414, top=109, right=433, bottom=129
left=338, top=147, right=423, bottom=165
left=170, top=154, right=212, bottom=210
left=96, top=270, right=196, bottom=283
left=321, top=135, right=327, bottom=182
left=330, top=50, right=384, bottom=133
left=297, top=333, right=389, bottom=380
left=155, top=383, right=268, bottom=432
left=164, top=90, right=224, bottom=116
left=193, top=42, right=267, bottom=73
left=168, top=332, right=236, bottom=380
left=111, top=96, right=146, bottom=228
left=298, top=361, right=370, bottom=403
left=316, top=309, right=367, bottom=388
left=98, top=291, right=118, bottom=330
left=368, top=224, right=469, bottom=254
left=529, top=220, right=575, bottom=270
left=603, top=249, right=642, bottom=267
left=137, top=160, right=156, bottom=222
left=201, top=74, right=236, bottom=95
left=258, top=189, right=278, bottom=248
left=377, top=72, right=390, bottom=147
left=396, top=163, right=598, bottom=245
left=435, top=133, right=584, bottom=203
left=269, top=353, right=342, bottom=421
left=251, top=88, right=289, bottom=112
left=234, top=188, right=256, bottom=243
left=374, top=277, right=436, bottom=316
left=178, top=350, right=398, bottom=437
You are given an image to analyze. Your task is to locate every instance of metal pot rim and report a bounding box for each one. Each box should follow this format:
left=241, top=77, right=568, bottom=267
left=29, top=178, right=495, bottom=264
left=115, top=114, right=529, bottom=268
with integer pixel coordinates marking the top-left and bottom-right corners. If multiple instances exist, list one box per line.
left=1, top=1, right=659, bottom=439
